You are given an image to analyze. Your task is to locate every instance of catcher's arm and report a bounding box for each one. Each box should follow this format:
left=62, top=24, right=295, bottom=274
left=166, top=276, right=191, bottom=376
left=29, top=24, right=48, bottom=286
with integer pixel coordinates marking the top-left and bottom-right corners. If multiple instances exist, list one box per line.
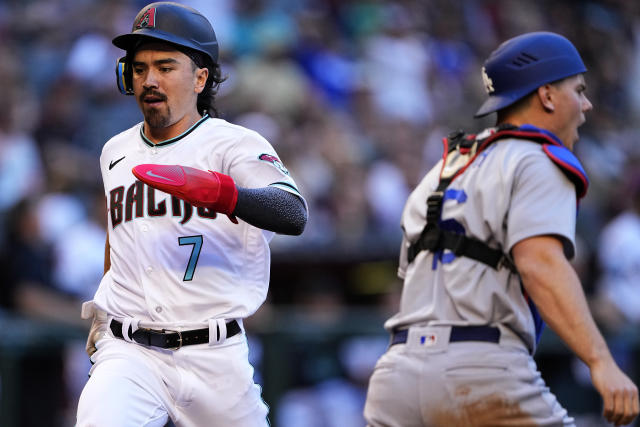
left=132, top=164, right=307, bottom=235
left=513, top=235, right=639, bottom=426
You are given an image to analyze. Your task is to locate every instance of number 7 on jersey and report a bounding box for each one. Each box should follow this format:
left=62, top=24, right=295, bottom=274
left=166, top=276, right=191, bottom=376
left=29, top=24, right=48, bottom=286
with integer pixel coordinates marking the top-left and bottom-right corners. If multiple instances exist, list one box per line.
left=178, top=235, right=203, bottom=281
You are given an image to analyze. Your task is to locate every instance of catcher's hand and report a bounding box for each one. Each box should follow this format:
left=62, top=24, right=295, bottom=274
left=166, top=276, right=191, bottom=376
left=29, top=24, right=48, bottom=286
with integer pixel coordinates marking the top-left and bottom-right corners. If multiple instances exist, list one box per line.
left=590, top=358, right=639, bottom=426
left=132, top=164, right=238, bottom=222
left=81, top=301, right=107, bottom=358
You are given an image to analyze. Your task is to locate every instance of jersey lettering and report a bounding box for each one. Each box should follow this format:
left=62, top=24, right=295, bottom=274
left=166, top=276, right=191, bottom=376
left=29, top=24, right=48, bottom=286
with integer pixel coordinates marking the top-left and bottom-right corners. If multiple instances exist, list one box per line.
left=432, top=218, right=466, bottom=269
left=147, top=185, right=167, bottom=216
left=125, top=181, right=144, bottom=221
left=197, top=206, right=217, bottom=219
left=169, top=195, right=193, bottom=224
left=171, top=196, right=183, bottom=218
left=432, top=189, right=468, bottom=270
left=180, top=201, right=193, bottom=224
left=110, top=186, right=125, bottom=227
left=444, top=189, right=467, bottom=203
left=109, top=182, right=218, bottom=229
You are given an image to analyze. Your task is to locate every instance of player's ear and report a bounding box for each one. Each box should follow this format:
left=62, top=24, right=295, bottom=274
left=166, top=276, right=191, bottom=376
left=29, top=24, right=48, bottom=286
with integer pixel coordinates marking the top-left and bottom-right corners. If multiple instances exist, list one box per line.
left=537, top=84, right=555, bottom=112
left=194, top=66, right=208, bottom=94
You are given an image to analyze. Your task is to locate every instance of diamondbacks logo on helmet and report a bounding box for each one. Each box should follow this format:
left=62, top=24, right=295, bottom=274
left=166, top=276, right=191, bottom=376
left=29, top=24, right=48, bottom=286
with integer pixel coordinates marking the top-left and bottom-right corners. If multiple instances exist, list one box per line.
left=135, top=7, right=156, bottom=29
left=259, top=154, right=289, bottom=175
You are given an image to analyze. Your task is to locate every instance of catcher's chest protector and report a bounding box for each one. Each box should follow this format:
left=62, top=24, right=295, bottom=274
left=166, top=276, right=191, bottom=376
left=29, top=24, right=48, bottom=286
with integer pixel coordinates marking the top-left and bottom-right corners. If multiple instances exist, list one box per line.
left=407, top=123, right=589, bottom=267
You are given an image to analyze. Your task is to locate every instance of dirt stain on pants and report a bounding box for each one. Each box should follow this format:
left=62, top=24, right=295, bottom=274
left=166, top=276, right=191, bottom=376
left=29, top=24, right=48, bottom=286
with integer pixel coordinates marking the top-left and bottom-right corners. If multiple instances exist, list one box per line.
left=431, top=391, right=537, bottom=427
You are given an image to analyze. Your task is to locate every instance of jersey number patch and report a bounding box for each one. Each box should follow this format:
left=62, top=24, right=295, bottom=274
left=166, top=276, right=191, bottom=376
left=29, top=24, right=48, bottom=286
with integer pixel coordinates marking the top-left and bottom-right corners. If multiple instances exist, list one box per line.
left=178, top=235, right=203, bottom=281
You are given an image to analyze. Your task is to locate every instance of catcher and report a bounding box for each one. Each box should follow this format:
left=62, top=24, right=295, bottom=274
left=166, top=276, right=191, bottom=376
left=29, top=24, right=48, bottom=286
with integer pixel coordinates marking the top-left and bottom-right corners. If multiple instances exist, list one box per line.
left=364, top=31, right=639, bottom=427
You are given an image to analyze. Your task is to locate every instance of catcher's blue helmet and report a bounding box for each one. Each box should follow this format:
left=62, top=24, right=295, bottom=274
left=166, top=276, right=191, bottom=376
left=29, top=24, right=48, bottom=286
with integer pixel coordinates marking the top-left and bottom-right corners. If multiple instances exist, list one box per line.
left=475, top=32, right=586, bottom=118
left=112, top=2, right=218, bottom=95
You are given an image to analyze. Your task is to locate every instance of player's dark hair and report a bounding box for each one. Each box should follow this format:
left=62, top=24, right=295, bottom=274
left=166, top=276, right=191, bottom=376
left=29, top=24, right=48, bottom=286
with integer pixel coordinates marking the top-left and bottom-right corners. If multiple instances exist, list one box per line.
left=496, top=92, right=533, bottom=124
left=182, top=49, right=226, bottom=118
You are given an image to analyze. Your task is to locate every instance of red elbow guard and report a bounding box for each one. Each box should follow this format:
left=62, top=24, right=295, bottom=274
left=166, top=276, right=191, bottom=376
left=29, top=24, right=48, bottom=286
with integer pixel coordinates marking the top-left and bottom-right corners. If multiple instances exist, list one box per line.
left=132, top=164, right=238, bottom=218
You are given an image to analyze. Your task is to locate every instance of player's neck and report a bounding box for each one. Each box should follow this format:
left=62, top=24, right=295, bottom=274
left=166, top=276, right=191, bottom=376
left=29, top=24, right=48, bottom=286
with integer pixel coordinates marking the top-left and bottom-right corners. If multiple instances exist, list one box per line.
left=497, top=108, right=547, bottom=132
left=143, top=111, right=203, bottom=144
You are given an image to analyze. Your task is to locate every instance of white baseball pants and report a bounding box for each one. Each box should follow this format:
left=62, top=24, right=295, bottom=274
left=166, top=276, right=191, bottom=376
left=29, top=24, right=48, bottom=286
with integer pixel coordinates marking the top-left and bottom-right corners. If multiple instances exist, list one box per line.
left=77, top=332, right=268, bottom=427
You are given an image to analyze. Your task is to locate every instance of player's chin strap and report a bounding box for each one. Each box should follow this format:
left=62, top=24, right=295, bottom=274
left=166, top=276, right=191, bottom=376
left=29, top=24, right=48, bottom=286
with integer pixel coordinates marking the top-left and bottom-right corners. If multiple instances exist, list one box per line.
left=407, top=123, right=589, bottom=270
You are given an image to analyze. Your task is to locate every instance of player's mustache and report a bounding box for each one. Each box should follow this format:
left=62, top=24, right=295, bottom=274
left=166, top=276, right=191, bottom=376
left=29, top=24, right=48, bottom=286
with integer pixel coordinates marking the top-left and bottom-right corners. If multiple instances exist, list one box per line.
left=140, top=90, right=167, bottom=102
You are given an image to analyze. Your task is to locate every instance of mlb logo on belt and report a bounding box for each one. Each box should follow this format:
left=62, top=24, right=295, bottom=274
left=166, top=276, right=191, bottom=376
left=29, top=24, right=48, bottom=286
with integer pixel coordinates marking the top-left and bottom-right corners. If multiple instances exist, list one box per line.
left=135, top=7, right=156, bottom=29
left=420, top=334, right=437, bottom=346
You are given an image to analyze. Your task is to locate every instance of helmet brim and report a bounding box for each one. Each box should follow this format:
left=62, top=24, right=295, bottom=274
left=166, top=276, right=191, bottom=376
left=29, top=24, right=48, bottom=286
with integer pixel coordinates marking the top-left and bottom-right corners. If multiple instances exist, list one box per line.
left=474, top=93, right=521, bottom=118
left=112, top=30, right=217, bottom=64
left=113, top=30, right=182, bottom=52
left=113, top=33, right=143, bottom=51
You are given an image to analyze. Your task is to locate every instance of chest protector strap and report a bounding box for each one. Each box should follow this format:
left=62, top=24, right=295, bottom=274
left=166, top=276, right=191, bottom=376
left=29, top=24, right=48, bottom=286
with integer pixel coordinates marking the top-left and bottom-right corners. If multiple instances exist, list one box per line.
left=407, top=124, right=589, bottom=269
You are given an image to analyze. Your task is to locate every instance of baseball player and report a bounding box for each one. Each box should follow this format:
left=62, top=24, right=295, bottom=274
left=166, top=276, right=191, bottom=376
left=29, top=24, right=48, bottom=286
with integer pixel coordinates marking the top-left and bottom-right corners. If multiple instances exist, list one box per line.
left=364, top=32, right=639, bottom=426
left=76, top=2, right=307, bottom=426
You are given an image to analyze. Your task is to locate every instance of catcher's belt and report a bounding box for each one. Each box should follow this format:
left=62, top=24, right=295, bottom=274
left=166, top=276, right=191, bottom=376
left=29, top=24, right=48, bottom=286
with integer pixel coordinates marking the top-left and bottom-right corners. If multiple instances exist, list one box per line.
left=390, top=325, right=500, bottom=346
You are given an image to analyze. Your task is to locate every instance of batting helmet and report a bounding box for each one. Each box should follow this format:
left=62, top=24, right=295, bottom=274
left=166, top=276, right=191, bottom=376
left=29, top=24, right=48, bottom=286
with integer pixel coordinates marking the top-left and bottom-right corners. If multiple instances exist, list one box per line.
left=112, top=1, right=218, bottom=95
left=475, top=31, right=586, bottom=118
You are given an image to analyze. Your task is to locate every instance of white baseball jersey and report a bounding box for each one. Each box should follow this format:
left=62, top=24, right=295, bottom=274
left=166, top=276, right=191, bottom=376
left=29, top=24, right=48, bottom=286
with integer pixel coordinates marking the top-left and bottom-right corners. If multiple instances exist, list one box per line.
left=385, top=136, right=577, bottom=353
left=94, top=114, right=305, bottom=324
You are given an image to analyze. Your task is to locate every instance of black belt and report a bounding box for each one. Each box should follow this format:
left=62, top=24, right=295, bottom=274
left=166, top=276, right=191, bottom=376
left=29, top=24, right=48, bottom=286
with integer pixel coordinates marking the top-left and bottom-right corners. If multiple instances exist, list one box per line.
left=390, top=325, right=500, bottom=346
left=110, top=319, right=241, bottom=349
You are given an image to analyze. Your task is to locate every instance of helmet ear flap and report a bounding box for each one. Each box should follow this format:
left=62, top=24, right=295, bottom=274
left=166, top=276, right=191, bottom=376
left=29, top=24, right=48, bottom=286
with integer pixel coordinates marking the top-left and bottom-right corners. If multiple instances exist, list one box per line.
left=116, top=56, right=134, bottom=95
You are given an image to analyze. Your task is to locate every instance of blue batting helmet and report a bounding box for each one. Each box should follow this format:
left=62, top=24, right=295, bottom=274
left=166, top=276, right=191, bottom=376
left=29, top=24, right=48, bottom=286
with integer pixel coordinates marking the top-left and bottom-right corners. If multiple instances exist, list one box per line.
left=112, top=2, right=218, bottom=95
left=475, top=31, right=586, bottom=118
left=113, top=2, right=218, bottom=63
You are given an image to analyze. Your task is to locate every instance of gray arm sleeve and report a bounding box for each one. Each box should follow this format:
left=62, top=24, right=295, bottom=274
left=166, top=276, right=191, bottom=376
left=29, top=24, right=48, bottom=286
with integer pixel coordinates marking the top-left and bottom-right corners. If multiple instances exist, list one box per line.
left=233, top=187, right=307, bottom=235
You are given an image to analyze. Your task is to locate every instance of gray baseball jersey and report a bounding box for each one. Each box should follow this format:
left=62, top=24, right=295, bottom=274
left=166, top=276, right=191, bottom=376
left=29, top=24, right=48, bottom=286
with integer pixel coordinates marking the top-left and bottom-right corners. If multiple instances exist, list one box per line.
left=94, top=115, right=305, bottom=323
left=386, top=137, right=577, bottom=353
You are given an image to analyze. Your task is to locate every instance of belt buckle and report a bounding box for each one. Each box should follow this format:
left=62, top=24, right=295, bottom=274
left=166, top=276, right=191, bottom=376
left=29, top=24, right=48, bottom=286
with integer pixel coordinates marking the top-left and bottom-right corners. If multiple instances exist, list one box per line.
left=162, top=329, right=183, bottom=350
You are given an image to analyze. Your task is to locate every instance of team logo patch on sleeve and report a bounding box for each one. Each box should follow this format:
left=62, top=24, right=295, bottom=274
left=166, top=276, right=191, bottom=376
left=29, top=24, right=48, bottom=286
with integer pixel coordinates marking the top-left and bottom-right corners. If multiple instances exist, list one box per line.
left=258, top=153, right=289, bottom=175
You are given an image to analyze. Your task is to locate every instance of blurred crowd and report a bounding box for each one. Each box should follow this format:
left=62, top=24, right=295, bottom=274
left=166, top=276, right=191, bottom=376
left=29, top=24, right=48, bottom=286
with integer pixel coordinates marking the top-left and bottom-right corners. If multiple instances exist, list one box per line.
left=1, top=0, right=640, bottom=425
